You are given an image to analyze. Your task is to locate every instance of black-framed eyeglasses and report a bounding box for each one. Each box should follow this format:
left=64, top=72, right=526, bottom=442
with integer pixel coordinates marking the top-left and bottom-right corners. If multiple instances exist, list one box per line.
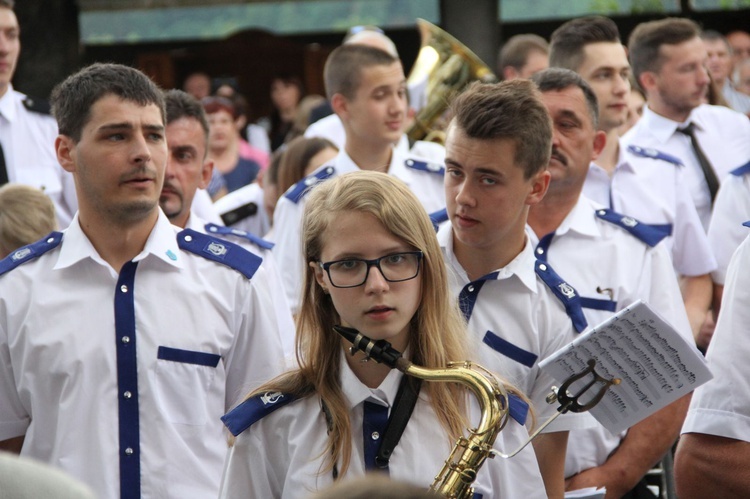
left=318, top=251, right=423, bottom=288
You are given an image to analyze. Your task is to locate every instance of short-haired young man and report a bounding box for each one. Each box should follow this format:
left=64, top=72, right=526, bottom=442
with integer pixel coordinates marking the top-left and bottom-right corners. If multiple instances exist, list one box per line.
left=274, top=44, right=447, bottom=311
left=550, top=16, right=716, bottom=346
left=441, top=79, right=591, bottom=498
left=497, top=33, right=549, bottom=81
left=528, top=68, right=693, bottom=498
left=0, top=64, right=287, bottom=498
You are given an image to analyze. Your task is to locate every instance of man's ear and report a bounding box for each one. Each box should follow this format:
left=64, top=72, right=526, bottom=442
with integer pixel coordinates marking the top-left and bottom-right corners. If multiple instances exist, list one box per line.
left=591, top=130, right=607, bottom=162
left=56, top=135, right=77, bottom=174
left=502, top=66, right=520, bottom=81
left=639, top=71, right=656, bottom=94
left=331, top=93, right=348, bottom=120
left=526, top=169, right=551, bottom=206
left=199, top=159, right=214, bottom=190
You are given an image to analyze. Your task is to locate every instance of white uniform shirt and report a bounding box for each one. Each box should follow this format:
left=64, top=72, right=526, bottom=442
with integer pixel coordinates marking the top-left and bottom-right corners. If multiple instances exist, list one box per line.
left=189, top=188, right=224, bottom=226
left=621, top=104, right=750, bottom=229
left=707, top=168, right=750, bottom=285
left=212, top=181, right=271, bottom=237
left=220, top=352, right=547, bottom=499
left=584, top=139, right=716, bottom=278
left=438, top=224, right=590, bottom=432
left=272, top=147, right=446, bottom=311
left=527, top=195, right=693, bottom=477
left=0, top=210, right=287, bottom=499
left=682, top=233, right=750, bottom=441
left=0, top=86, right=77, bottom=228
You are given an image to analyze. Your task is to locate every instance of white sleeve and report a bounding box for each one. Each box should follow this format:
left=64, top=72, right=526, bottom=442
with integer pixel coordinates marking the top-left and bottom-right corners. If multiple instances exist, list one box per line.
left=682, top=234, right=750, bottom=441
left=0, top=323, right=30, bottom=440
left=219, top=429, right=282, bottom=499
left=270, top=196, right=306, bottom=314
left=670, top=171, right=717, bottom=277
left=708, top=175, right=750, bottom=285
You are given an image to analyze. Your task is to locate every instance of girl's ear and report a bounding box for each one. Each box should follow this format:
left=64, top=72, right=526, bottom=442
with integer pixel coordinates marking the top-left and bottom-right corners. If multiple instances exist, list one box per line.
left=309, top=261, right=328, bottom=292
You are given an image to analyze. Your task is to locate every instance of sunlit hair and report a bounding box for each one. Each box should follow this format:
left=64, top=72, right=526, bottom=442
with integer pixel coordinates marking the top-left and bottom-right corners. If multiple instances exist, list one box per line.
left=549, top=16, right=621, bottom=72
left=0, top=184, right=58, bottom=258
left=240, top=171, right=488, bottom=478
left=165, top=89, right=209, bottom=143
left=51, top=63, right=165, bottom=142
left=628, top=18, right=701, bottom=85
left=324, top=44, right=399, bottom=100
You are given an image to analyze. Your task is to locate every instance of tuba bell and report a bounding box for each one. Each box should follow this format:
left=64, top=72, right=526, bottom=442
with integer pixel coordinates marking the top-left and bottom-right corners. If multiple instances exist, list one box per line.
left=407, top=19, right=497, bottom=144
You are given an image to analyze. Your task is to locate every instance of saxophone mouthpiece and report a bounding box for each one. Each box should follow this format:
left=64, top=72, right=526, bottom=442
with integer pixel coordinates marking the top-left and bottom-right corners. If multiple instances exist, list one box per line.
left=332, top=325, right=404, bottom=369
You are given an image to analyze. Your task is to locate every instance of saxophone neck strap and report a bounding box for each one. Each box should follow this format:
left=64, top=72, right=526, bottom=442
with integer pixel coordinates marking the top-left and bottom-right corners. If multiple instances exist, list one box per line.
left=375, top=375, right=423, bottom=469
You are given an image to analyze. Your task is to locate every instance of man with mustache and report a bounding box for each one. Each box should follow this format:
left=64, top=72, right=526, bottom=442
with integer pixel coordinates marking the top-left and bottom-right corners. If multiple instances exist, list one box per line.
left=549, top=16, right=715, bottom=350
left=0, top=64, right=287, bottom=499
left=527, top=68, right=694, bottom=499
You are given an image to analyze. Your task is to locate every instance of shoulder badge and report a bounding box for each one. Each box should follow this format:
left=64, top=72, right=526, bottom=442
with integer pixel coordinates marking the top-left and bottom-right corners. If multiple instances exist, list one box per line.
left=22, top=96, right=52, bottom=116
left=626, top=145, right=683, bottom=167
left=204, top=223, right=274, bottom=250
left=0, top=232, right=63, bottom=277
left=534, top=260, right=588, bottom=334
left=595, top=209, right=669, bottom=248
left=177, top=228, right=262, bottom=279
left=284, top=166, right=335, bottom=204
left=730, top=161, right=750, bottom=177
left=429, top=208, right=448, bottom=232
left=404, top=158, right=445, bottom=176
left=220, top=201, right=258, bottom=226
left=221, top=391, right=297, bottom=436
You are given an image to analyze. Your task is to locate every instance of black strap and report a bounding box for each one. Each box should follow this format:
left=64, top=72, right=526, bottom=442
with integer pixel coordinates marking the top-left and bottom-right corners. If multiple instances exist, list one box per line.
left=0, top=141, right=7, bottom=185
left=375, top=375, right=422, bottom=469
left=676, top=123, right=719, bottom=204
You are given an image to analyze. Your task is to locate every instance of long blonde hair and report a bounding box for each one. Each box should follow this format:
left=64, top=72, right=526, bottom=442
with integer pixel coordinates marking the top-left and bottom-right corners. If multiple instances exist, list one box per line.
left=247, top=171, right=482, bottom=476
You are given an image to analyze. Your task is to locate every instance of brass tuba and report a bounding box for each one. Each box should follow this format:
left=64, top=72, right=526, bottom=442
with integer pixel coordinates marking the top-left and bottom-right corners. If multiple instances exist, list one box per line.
left=406, top=19, right=497, bottom=144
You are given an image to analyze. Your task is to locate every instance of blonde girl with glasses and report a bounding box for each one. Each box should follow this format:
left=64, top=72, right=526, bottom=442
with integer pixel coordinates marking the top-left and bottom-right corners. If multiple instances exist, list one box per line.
left=219, top=171, right=547, bottom=498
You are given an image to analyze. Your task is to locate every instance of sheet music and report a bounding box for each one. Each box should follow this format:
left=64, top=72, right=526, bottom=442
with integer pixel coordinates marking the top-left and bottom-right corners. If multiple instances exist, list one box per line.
left=539, top=300, right=712, bottom=434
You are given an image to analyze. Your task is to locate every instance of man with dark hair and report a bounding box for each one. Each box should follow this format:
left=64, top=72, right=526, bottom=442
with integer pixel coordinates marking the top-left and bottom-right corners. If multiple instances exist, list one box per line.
left=0, top=64, right=287, bottom=498
left=528, top=68, right=694, bottom=499
left=497, top=34, right=549, bottom=81
left=274, top=44, right=447, bottom=311
left=550, top=16, right=715, bottom=349
left=441, top=79, right=590, bottom=498
left=0, top=0, right=77, bottom=227
left=702, top=30, right=750, bottom=113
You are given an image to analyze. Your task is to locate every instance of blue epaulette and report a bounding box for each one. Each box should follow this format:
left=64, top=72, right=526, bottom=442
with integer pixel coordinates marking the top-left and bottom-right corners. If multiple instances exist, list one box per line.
left=204, top=223, right=274, bottom=250
left=429, top=208, right=448, bottom=232
left=595, top=209, right=668, bottom=248
left=404, top=158, right=445, bottom=176
left=627, top=145, right=683, bottom=167
left=534, top=260, right=588, bottom=334
left=508, top=393, right=529, bottom=426
left=177, top=229, right=262, bottom=279
left=743, top=221, right=750, bottom=228
left=0, top=232, right=63, bottom=277
left=221, top=391, right=297, bottom=436
left=284, top=166, right=335, bottom=204
left=22, top=96, right=52, bottom=115
left=730, top=161, right=750, bottom=177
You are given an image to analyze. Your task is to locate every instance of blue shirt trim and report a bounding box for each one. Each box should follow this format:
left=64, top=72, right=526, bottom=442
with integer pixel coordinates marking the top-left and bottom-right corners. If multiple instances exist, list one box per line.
left=221, top=392, right=297, bottom=437
left=404, top=158, right=445, bottom=176
left=428, top=208, right=448, bottom=232
left=595, top=209, right=668, bottom=248
left=363, top=401, right=390, bottom=472
left=0, top=232, right=63, bottom=276
left=177, top=229, right=262, bottom=279
left=508, top=393, right=529, bottom=426
left=204, top=222, right=274, bottom=250
left=579, top=297, right=618, bottom=312
left=731, top=161, right=750, bottom=177
left=482, top=331, right=538, bottom=368
left=157, top=346, right=221, bottom=368
left=626, top=145, right=683, bottom=167
left=534, top=260, right=588, bottom=333
left=115, top=261, right=141, bottom=499
left=457, top=272, right=499, bottom=322
left=283, top=166, right=335, bottom=203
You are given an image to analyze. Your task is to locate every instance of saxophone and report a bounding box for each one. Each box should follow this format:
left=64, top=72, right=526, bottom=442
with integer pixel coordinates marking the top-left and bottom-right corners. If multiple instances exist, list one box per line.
left=333, top=326, right=510, bottom=499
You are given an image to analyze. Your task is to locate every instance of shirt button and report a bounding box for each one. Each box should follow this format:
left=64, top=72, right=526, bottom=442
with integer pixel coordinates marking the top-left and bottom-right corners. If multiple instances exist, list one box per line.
left=123, top=391, right=132, bottom=399
left=125, top=447, right=134, bottom=456
left=597, top=210, right=606, bottom=215
left=47, top=237, right=55, bottom=244
left=120, top=285, right=128, bottom=293
left=539, top=264, right=547, bottom=271
left=184, top=235, right=193, bottom=242
left=536, top=248, right=544, bottom=255
left=467, top=285, right=475, bottom=292
left=121, top=336, right=130, bottom=344
left=371, top=432, right=380, bottom=440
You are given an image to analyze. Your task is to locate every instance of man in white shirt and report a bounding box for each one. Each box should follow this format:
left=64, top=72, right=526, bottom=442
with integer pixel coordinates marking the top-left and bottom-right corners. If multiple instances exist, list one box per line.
left=0, top=63, right=287, bottom=499
left=701, top=30, right=750, bottom=114
left=274, top=44, right=446, bottom=311
left=528, top=68, right=693, bottom=498
left=0, top=0, right=77, bottom=227
left=549, top=15, right=715, bottom=346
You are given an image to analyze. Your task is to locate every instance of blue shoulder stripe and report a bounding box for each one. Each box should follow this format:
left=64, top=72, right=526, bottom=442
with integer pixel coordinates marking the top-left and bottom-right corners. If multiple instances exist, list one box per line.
left=743, top=221, right=750, bottom=228
left=730, top=161, right=750, bottom=177
left=535, top=260, right=588, bottom=333
left=404, top=158, right=445, bottom=176
left=482, top=331, right=538, bottom=368
left=595, top=209, right=668, bottom=248
left=627, top=145, right=683, bottom=167
left=221, top=392, right=297, bottom=436
left=284, top=166, right=335, bottom=204
left=429, top=208, right=448, bottom=232
left=0, top=232, right=63, bottom=277
left=204, top=223, right=274, bottom=250
left=177, top=229, right=262, bottom=279
left=508, top=393, right=529, bottom=426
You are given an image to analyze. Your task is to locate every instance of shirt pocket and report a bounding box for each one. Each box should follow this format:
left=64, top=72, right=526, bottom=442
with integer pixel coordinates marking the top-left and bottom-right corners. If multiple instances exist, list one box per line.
left=152, top=346, right=221, bottom=425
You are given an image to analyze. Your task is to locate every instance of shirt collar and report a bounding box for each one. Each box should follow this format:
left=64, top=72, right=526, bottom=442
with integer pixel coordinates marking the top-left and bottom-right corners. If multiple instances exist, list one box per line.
left=553, top=195, right=602, bottom=240
left=0, top=84, right=17, bottom=122
left=337, top=145, right=399, bottom=176
left=641, top=104, right=681, bottom=144
left=437, top=221, right=538, bottom=293
left=339, top=348, right=404, bottom=410
left=55, top=209, right=185, bottom=272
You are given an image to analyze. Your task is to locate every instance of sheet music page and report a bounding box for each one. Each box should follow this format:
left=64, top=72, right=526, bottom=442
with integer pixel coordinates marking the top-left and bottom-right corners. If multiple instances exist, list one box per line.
left=539, top=300, right=712, bottom=434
